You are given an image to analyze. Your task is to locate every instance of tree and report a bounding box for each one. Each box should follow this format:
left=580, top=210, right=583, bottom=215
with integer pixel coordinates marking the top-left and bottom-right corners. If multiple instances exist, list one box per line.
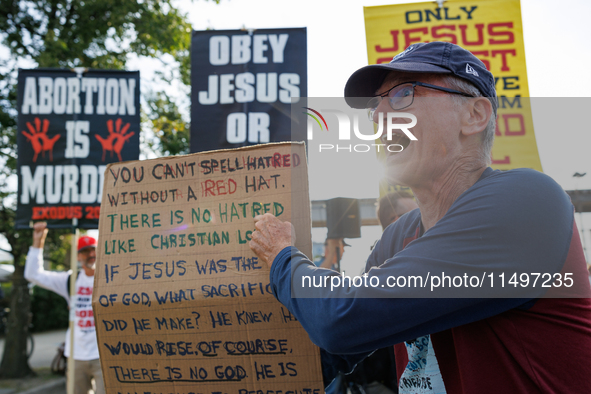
left=0, top=0, right=201, bottom=378
left=145, top=91, right=191, bottom=156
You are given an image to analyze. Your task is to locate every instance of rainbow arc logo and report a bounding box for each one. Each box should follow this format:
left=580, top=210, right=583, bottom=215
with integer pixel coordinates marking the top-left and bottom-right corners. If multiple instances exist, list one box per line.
left=303, top=107, right=328, bottom=131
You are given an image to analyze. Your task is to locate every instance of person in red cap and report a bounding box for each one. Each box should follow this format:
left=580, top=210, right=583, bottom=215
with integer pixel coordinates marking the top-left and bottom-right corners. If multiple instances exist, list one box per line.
left=25, top=222, right=104, bottom=394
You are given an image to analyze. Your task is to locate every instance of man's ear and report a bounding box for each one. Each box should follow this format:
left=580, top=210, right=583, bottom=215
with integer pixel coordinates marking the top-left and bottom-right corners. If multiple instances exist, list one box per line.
left=461, top=97, right=493, bottom=136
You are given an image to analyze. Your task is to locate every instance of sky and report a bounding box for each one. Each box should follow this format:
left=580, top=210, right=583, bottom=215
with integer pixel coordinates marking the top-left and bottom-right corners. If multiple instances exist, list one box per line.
left=3, top=0, right=591, bottom=272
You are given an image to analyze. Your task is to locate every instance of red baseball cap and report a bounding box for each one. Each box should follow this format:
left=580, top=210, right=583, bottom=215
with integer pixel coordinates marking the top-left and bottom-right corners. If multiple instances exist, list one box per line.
left=78, top=235, right=97, bottom=252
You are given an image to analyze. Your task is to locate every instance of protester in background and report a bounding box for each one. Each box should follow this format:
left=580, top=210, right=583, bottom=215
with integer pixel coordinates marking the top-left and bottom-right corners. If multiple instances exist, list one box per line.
left=249, top=41, right=591, bottom=393
left=339, top=192, right=420, bottom=394
left=376, top=191, right=418, bottom=231
left=316, top=238, right=347, bottom=271
left=340, top=192, right=419, bottom=394
left=25, top=223, right=104, bottom=394
left=370, top=191, right=420, bottom=252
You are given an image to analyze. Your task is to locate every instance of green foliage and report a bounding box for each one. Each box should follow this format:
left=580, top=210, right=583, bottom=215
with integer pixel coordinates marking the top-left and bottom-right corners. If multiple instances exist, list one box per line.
left=0, top=282, right=9, bottom=308
left=1, top=0, right=193, bottom=70
left=30, top=286, right=68, bottom=332
left=146, top=91, right=190, bottom=156
left=0, top=0, right=206, bottom=377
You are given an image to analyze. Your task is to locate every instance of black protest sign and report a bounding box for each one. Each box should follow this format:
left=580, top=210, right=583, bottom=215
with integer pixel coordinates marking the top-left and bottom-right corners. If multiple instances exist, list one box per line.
left=16, top=68, right=140, bottom=229
left=190, top=28, right=307, bottom=153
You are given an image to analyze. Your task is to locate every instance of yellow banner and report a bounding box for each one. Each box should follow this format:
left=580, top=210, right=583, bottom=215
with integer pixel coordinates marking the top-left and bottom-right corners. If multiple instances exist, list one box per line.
left=364, top=0, right=542, bottom=195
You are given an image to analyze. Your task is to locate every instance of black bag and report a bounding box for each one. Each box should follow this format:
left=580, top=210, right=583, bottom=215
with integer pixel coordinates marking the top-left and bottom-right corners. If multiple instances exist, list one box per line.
left=342, top=347, right=398, bottom=394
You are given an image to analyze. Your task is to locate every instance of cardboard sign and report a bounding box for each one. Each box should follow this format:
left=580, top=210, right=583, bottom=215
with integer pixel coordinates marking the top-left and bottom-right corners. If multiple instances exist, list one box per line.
left=190, top=28, right=308, bottom=153
left=92, top=142, right=322, bottom=394
left=16, top=69, right=140, bottom=229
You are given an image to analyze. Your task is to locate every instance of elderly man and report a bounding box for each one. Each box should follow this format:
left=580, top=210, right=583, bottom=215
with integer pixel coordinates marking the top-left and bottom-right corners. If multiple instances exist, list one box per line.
left=249, top=42, right=591, bottom=393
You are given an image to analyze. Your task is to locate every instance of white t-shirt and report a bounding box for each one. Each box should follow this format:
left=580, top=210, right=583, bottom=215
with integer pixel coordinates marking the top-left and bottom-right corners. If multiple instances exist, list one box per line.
left=399, top=335, right=446, bottom=394
left=25, top=247, right=99, bottom=360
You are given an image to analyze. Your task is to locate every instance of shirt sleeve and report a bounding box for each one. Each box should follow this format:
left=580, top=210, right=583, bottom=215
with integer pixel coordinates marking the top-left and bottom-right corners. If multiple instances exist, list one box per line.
left=269, top=169, right=576, bottom=356
left=24, top=247, right=71, bottom=302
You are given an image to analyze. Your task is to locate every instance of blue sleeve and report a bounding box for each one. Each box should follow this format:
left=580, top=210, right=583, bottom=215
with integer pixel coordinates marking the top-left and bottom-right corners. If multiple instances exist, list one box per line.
left=269, top=169, right=575, bottom=356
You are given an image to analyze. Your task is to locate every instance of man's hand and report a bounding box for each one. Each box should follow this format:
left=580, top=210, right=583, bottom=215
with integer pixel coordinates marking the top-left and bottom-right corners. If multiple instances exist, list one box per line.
left=249, top=213, right=295, bottom=269
left=32, top=222, right=48, bottom=249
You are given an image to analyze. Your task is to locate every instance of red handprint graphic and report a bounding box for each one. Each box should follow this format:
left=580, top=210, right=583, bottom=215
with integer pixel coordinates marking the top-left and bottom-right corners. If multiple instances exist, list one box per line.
left=21, top=118, right=60, bottom=162
left=95, top=126, right=117, bottom=161
left=95, top=118, right=135, bottom=162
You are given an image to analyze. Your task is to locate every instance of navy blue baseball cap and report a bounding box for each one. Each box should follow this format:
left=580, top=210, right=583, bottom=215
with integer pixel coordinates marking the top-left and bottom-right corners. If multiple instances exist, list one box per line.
left=344, top=41, right=497, bottom=109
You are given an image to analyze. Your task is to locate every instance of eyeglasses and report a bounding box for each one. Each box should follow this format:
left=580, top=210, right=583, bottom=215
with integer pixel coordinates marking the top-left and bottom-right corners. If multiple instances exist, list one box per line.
left=366, top=81, right=474, bottom=121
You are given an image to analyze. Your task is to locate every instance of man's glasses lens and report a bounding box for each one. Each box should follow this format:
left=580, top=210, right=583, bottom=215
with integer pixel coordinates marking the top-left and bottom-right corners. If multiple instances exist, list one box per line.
left=366, top=97, right=381, bottom=121
left=366, top=83, right=415, bottom=121
left=390, top=84, right=414, bottom=109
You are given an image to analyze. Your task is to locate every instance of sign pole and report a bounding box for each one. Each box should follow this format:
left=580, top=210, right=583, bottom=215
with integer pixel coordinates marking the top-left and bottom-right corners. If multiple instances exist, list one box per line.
left=67, top=222, right=78, bottom=394
left=67, top=68, right=84, bottom=394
